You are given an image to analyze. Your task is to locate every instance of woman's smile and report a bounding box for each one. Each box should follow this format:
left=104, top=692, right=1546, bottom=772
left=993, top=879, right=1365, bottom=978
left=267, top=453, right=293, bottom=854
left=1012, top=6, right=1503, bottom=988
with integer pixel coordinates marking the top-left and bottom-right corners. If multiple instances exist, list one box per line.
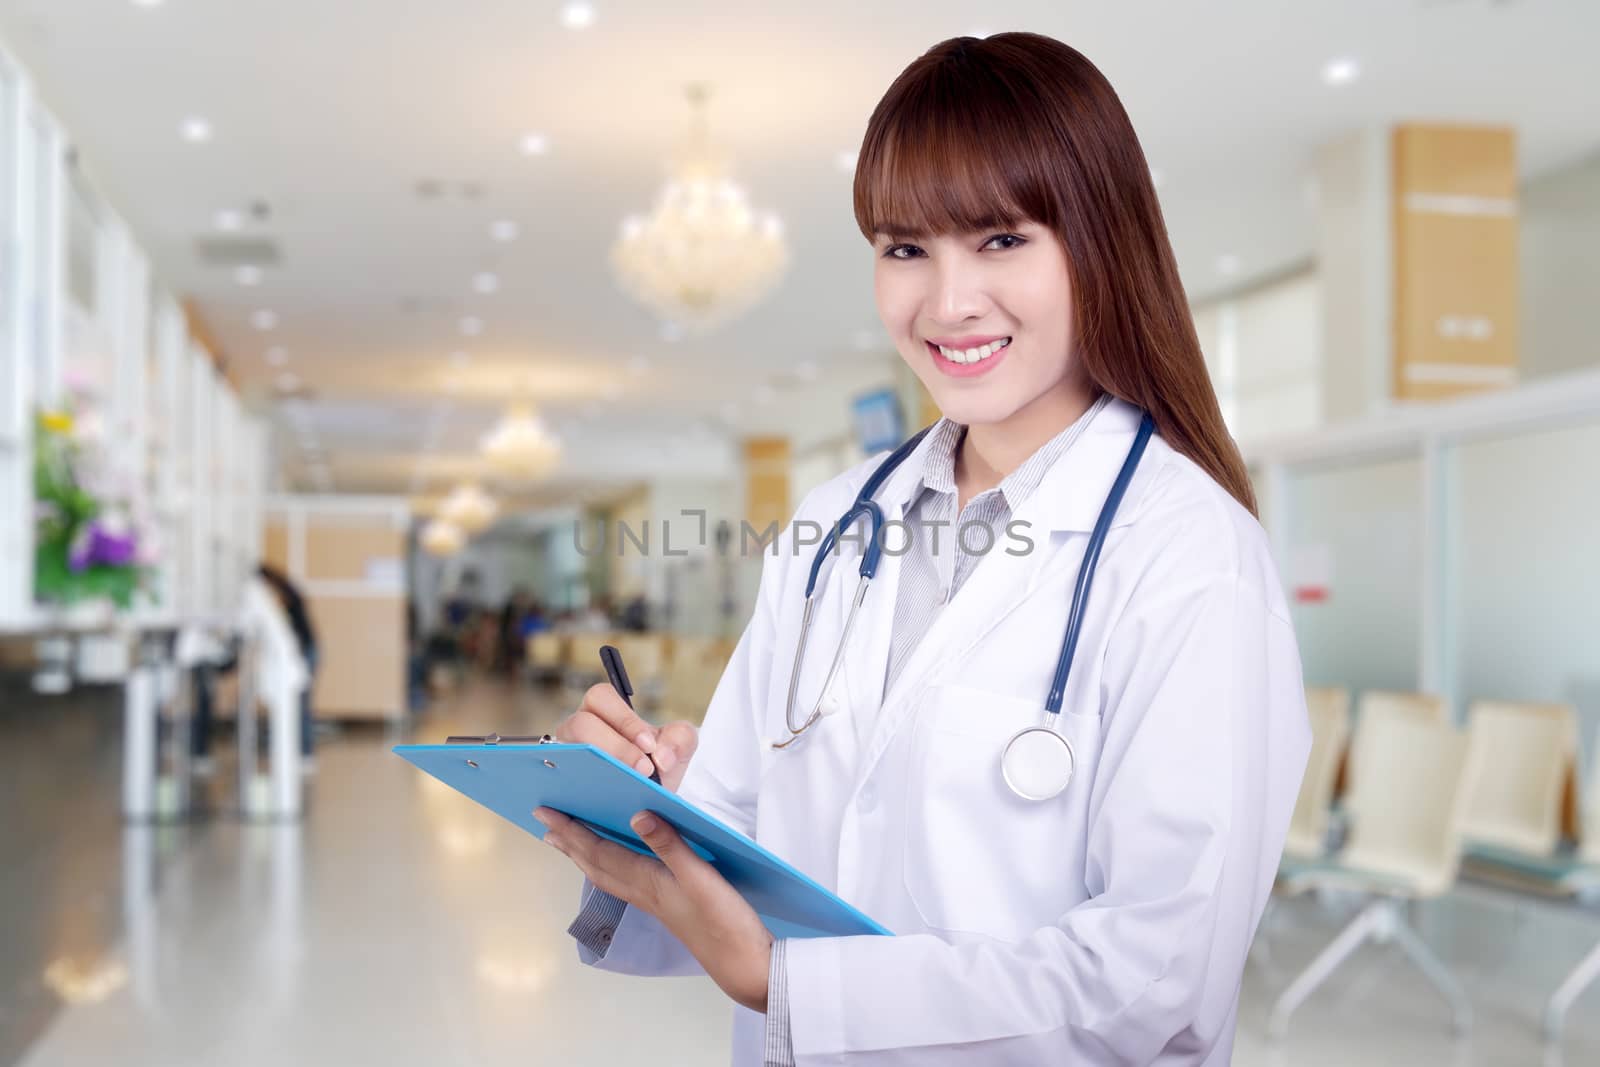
left=925, top=335, right=1012, bottom=378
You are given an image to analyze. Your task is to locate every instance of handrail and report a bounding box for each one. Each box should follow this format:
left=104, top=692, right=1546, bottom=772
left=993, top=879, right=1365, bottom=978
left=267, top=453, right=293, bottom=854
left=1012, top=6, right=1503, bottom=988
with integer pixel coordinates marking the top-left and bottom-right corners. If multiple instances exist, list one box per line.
left=1242, top=366, right=1600, bottom=468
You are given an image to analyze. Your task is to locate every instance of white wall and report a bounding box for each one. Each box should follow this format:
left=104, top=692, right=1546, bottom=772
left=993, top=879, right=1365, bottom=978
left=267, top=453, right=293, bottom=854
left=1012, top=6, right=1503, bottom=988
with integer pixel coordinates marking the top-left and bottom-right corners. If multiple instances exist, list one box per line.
left=1194, top=270, right=1322, bottom=442
left=1521, top=150, right=1600, bottom=382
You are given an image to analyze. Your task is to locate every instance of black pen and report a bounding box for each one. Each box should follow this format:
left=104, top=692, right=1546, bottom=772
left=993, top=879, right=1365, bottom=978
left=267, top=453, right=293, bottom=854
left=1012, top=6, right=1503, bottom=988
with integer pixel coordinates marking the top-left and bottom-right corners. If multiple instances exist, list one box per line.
left=600, top=644, right=662, bottom=784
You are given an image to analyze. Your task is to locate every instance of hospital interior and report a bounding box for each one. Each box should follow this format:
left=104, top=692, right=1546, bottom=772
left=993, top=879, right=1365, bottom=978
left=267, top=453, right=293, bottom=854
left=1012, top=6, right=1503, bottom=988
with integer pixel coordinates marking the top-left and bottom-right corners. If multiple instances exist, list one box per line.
left=0, top=2, right=1597, bottom=1064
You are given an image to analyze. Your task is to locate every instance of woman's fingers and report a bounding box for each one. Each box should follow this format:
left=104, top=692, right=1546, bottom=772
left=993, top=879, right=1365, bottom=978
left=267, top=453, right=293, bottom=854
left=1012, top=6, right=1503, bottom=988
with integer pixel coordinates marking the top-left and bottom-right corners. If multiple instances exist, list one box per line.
left=554, top=685, right=699, bottom=787
left=656, top=721, right=699, bottom=775
left=556, top=694, right=655, bottom=775
left=581, top=682, right=660, bottom=749
left=630, top=812, right=706, bottom=885
left=536, top=809, right=664, bottom=908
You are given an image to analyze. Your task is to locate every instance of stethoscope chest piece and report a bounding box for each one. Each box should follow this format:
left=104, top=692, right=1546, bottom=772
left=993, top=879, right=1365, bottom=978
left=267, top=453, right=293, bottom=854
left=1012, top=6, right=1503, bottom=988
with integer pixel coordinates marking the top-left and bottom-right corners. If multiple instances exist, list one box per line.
left=1001, top=725, right=1075, bottom=801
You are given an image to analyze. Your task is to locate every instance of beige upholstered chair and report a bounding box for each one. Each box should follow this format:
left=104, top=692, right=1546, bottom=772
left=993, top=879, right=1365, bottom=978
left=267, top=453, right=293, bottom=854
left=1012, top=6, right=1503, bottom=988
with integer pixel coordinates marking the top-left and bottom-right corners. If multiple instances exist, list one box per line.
left=1459, top=700, right=1578, bottom=856
left=1453, top=701, right=1599, bottom=1042
left=1282, top=687, right=1352, bottom=860
left=1269, top=708, right=1476, bottom=1039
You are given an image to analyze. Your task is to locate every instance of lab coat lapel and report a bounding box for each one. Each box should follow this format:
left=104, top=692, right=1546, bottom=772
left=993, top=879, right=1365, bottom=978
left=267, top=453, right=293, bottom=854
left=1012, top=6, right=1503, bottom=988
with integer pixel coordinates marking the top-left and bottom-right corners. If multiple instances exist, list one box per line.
left=864, top=397, right=1155, bottom=761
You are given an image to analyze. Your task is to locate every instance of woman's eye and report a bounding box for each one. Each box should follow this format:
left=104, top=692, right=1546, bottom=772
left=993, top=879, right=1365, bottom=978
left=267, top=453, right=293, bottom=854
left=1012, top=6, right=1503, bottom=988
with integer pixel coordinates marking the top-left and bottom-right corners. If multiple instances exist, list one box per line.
left=984, top=233, right=1026, bottom=251
left=883, top=244, right=923, bottom=260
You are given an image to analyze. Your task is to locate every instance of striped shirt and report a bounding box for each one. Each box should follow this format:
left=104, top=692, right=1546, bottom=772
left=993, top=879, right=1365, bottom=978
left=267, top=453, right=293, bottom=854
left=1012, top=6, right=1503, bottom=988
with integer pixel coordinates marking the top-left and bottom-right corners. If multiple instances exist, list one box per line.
left=572, top=394, right=1111, bottom=1067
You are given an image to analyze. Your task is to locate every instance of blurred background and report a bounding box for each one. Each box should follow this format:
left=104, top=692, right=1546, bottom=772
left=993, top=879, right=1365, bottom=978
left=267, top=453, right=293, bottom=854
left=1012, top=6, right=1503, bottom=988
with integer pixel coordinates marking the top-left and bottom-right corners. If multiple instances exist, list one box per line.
left=0, top=1, right=1596, bottom=1064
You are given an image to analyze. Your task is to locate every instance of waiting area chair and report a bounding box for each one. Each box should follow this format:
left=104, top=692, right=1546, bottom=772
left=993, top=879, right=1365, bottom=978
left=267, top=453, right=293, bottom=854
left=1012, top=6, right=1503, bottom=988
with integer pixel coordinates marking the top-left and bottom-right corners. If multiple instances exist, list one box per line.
left=1452, top=700, right=1600, bottom=1042
left=1282, top=686, right=1352, bottom=861
left=1269, top=700, right=1476, bottom=1039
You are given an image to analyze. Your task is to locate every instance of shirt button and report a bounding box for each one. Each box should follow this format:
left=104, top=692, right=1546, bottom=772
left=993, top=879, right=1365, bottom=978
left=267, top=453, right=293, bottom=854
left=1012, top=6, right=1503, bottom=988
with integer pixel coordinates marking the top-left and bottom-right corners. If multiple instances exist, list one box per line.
left=597, top=929, right=613, bottom=944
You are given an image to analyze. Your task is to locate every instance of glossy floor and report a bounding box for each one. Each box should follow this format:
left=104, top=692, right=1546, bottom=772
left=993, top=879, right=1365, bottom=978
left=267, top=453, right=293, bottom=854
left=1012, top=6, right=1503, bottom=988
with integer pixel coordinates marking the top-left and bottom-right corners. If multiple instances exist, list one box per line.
left=5, top=676, right=1597, bottom=1066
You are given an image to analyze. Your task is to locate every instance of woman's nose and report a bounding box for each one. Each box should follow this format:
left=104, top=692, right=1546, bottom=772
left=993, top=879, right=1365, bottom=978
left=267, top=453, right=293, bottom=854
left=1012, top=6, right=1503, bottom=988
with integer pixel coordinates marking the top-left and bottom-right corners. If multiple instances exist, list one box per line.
left=930, top=256, right=988, bottom=323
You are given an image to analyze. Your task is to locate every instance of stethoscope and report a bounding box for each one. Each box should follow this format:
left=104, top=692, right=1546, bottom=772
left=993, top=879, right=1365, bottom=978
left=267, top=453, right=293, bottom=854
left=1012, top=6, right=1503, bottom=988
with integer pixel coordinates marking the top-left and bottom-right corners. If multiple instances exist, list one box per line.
left=773, top=405, right=1156, bottom=803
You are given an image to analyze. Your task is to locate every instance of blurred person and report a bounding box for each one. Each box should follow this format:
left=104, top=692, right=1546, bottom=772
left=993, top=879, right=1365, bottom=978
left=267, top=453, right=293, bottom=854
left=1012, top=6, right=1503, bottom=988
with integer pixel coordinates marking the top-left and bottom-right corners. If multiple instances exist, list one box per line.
left=497, top=585, right=532, bottom=673
left=257, top=563, right=319, bottom=770
left=537, top=33, right=1308, bottom=1066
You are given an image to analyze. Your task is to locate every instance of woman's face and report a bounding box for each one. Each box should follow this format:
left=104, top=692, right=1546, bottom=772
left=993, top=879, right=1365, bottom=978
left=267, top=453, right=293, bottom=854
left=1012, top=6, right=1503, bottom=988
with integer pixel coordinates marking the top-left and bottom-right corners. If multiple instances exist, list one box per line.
left=873, top=220, right=1081, bottom=428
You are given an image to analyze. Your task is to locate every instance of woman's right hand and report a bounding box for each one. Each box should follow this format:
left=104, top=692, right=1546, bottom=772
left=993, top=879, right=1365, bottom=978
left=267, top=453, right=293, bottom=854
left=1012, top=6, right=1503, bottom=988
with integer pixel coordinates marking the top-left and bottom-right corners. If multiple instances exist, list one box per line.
left=554, top=683, right=699, bottom=794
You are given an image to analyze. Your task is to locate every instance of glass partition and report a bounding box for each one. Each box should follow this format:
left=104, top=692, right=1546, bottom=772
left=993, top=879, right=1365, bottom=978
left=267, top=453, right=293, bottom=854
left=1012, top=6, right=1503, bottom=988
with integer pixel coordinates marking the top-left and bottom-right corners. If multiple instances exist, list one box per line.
left=1283, top=455, right=1425, bottom=693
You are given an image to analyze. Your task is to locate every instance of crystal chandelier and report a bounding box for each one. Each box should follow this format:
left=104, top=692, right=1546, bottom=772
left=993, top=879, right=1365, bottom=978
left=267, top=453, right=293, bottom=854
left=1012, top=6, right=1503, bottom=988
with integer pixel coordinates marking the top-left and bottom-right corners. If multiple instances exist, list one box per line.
left=610, top=83, right=788, bottom=333
left=420, top=519, right=466, bottom=557
left=439, top=483, right=497, bottom=533
left=480, top=404, right=561, bottom=480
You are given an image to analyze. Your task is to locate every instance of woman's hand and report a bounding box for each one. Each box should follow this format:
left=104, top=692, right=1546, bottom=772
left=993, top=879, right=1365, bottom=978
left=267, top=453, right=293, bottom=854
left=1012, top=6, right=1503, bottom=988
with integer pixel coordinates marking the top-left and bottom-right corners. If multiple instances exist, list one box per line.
left=554, top=683, right=699, bottom=792
left=535, top=806, right=773, bottom=1013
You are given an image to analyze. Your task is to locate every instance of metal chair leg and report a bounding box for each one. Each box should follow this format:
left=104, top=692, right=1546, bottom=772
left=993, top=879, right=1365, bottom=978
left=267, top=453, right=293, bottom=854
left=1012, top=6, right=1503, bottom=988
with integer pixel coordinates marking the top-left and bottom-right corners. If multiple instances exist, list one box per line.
left=1388, top=909, right=1473, bottom=1035
left=1267, top=898, right=1389, bottom=1039
left=1544, top=936, right=1600, bottom=1044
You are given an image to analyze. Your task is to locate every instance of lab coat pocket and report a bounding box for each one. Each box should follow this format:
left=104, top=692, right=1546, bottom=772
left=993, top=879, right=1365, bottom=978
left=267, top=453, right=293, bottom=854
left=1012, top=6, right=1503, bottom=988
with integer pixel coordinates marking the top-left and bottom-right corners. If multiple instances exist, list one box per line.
left=902, top=682, right=1102, bottom=941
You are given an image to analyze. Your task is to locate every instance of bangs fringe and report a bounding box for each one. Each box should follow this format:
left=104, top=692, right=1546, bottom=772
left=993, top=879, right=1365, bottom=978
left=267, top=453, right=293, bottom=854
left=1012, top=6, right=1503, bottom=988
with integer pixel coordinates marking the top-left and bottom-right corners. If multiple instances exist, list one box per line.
left=852, top=62, right=1055, bottom=242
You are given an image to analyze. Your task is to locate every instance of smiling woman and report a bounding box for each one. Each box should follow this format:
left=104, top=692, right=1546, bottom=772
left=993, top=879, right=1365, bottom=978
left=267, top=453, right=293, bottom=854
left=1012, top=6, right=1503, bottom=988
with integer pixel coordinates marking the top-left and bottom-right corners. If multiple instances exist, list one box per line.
left=545, top=30, right=1309, bottom=1067
left=854, top=33, right=1256, bottom=516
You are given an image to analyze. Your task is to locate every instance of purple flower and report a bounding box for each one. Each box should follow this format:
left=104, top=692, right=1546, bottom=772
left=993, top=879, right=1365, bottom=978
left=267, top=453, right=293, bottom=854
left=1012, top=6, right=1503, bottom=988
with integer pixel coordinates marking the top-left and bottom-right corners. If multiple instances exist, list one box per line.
left=67, top=520, right=139, bottom=572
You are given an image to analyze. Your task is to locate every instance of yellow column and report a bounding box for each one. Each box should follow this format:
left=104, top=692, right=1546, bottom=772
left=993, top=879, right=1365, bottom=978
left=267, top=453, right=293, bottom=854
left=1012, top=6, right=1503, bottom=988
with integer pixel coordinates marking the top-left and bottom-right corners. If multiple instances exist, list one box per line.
left=1391, top=124, right=1519, bottom=401
left=742, top=437, right=791, bottom=535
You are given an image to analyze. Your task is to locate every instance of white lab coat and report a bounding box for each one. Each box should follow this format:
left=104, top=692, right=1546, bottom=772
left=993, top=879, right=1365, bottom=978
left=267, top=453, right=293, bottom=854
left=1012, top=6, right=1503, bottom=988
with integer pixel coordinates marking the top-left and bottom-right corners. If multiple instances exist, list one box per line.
left=583, top=397, right=1311, bottom=1065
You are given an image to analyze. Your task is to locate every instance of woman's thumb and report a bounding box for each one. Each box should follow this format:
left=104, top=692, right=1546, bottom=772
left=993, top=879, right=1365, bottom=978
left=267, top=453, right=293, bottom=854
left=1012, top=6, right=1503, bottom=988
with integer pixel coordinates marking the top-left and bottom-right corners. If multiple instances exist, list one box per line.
left=630, top=811, right=693, bottom=876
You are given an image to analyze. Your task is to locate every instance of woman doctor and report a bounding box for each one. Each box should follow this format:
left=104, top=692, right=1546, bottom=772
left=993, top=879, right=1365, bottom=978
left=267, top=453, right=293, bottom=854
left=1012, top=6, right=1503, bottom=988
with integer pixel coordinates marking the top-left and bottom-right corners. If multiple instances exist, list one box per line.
left=534, top=31, right=1311, bottom=1066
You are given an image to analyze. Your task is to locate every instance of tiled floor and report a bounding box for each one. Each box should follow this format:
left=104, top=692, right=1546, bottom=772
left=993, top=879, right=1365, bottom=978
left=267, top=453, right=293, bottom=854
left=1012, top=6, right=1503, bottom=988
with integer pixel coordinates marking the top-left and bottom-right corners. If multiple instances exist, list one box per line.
left=5, top=674, right=1598, bottom=1066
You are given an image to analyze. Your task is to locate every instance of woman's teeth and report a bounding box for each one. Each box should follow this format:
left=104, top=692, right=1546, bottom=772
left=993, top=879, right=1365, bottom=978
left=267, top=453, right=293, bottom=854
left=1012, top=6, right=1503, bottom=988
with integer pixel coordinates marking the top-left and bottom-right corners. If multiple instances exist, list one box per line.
left=935, top=337, right=1010, bottom=364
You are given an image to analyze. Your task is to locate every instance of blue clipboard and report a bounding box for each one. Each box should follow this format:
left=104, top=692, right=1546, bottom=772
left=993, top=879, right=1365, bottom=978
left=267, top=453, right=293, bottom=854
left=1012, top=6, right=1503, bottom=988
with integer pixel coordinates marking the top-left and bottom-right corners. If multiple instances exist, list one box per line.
left=394, top=740, right=892, bottom=940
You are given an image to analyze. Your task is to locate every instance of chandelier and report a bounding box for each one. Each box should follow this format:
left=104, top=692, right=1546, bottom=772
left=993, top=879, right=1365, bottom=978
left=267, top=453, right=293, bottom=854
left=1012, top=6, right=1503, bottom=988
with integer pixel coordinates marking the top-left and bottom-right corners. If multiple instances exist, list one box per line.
left=420, top=519, right=466, bottom=557
left=439, top=483, right=497, bottom=533
left=480, top=404, right=561, bottom=480
left=610, top=83, right=788, bottom=333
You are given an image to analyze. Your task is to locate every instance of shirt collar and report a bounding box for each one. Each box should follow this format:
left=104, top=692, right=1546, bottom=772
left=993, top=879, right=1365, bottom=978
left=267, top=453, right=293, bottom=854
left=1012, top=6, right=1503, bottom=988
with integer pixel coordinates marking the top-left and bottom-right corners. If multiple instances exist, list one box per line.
left=868, top=394, right=1156, bottom=533
left=908, top=393, right=1112, bottom=512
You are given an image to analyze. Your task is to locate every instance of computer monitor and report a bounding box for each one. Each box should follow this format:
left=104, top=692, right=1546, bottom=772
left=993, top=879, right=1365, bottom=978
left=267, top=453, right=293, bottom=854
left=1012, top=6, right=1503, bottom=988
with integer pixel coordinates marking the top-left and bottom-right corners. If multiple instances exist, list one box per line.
left=851, top=387, right=905, bottom=454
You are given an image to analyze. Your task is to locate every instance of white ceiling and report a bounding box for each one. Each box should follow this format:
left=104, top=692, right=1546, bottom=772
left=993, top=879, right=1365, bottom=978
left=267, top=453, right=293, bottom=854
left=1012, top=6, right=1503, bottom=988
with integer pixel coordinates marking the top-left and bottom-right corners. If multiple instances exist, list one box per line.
left=2, top=0, right=1596, bottom=498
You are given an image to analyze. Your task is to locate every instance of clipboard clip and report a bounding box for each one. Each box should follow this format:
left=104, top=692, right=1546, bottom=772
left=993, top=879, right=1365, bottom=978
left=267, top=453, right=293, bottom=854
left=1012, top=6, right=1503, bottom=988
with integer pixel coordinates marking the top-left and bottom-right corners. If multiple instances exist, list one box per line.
left=444, top=733, right=555, bottom=745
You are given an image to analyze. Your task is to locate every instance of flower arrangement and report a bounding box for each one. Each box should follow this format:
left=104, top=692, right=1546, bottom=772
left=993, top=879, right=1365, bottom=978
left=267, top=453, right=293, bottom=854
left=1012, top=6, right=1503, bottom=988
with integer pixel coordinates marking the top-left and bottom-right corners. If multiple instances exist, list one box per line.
left=33, top=407, right=155, bottom=610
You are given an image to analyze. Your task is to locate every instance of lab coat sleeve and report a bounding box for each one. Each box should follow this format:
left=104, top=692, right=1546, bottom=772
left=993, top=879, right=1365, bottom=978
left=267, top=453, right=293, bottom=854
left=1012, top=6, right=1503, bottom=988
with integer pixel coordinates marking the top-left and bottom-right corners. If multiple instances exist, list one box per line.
left=570, top=516, right=794, bottom=979
left=782, top=571, right=1311, bottom=1064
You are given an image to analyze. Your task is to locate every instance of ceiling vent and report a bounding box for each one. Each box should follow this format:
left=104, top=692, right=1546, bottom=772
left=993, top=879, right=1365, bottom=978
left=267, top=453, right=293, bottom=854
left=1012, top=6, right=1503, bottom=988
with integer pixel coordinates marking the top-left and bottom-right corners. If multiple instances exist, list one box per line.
left=195, top=236, right=283, bottom=267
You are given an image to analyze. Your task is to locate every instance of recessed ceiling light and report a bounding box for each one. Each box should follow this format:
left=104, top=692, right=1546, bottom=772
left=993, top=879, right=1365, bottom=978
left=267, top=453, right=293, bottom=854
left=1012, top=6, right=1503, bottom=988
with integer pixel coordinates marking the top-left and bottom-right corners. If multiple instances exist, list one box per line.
left=179, top=117, right=212, bottom=143
left=131, top=0, right=165, bottom=7
left=459, top=316, right=484, bottom=337
left=214, top=209, right=243, bottom=232
left=449, top=350, right=469, bottom=367
left=560, top=2, right=596, bottom=29
left=251, top=309, right=279, bottom=330
left=519, top=132, right=549, bottom=157
left=1216, top=254, right=1241, bottom=275
left=1322, top=57, right=1360, bottom=86
left=235, top=264, right=264, bottom=286
left=265, top=346, right=289, bottom=366
left=472, top=272, right=500, bottom=295
left=835, top=150, right=857, bottom=173
left=489, top=219, right=520, bottom=243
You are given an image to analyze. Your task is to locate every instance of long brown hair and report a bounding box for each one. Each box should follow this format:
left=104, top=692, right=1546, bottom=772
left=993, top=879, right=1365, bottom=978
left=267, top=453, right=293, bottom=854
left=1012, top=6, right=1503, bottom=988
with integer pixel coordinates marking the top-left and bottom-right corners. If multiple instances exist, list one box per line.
left=853, top=33, right=1257, bottom=516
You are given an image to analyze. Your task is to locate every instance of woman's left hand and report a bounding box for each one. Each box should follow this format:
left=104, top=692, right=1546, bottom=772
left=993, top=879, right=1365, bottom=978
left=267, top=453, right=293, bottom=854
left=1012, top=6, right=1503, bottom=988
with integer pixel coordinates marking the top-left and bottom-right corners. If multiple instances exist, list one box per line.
left=535, top=807, right=774, bottom=1013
